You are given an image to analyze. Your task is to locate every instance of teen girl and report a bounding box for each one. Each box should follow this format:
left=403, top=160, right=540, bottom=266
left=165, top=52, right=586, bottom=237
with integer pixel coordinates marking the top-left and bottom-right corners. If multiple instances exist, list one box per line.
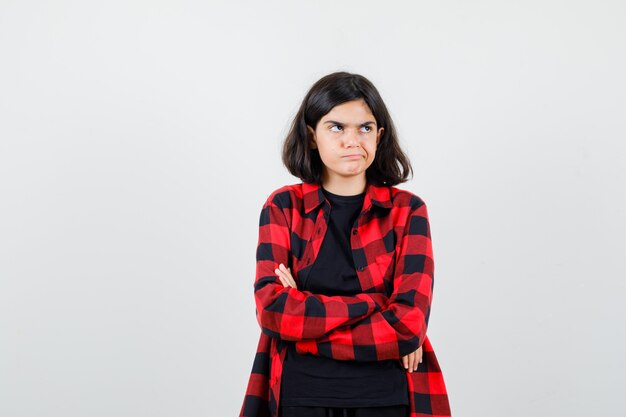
left=240, top=72, right=451, bottom=417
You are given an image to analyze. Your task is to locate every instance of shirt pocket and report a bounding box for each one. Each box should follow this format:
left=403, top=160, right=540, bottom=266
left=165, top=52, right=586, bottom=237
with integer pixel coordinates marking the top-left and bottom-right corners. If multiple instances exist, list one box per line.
left=374, top=250, right=396, bottom=295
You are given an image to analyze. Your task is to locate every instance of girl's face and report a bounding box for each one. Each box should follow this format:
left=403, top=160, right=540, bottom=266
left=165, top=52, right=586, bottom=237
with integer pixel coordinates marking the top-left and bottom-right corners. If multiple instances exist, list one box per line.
left=307, top=99, right=384, bottom=185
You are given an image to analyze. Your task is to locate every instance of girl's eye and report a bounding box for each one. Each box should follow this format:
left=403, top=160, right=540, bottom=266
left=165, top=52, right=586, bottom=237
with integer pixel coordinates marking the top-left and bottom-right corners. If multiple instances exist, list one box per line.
left=330, top=125, right=343, bottom=132
left=361, top=126, right=372, bottom=133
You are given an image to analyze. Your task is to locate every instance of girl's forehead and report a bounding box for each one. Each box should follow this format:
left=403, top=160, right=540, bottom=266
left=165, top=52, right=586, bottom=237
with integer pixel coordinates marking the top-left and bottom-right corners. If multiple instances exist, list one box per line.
left=323, top=99, right=374, bottom=119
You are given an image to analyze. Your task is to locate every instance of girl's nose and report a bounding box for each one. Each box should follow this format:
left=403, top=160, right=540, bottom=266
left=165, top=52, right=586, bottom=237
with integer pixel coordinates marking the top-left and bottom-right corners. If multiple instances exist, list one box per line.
left=343, top=129, right=360, bottom=146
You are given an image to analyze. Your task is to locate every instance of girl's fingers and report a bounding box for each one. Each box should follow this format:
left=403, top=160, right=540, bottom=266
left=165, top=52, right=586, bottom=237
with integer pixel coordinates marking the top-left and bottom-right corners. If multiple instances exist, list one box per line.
left=275, top=267, right=286, bottom=277
left=284, top=272, right=294, bottom=287
left=277, top=275, right=287, bottom=287
left=275, top=266, right=296, bottom=288
left=278, top=264, right=297, bottom=289
left=275, top=270, right=288, bottom=288
left=402, top=349, right=422, bottom=372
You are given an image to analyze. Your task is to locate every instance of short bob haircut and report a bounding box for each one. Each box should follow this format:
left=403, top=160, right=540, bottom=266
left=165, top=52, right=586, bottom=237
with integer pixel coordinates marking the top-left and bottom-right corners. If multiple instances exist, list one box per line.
left=282, top=71, right=413, bottom=186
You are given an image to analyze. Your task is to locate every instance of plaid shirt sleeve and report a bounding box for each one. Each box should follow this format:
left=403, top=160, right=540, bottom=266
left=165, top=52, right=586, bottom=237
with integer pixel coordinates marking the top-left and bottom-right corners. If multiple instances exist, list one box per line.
left=254, top=197, right=389, bottom=342
left=294, top=200, right=434, bottom=361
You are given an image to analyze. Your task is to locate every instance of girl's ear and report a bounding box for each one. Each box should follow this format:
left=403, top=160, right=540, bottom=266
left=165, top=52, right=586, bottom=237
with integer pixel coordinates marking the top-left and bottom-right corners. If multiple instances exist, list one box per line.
left=307, top=125, right=317, bottom=149
left=377, top=127, right=384, bottom=146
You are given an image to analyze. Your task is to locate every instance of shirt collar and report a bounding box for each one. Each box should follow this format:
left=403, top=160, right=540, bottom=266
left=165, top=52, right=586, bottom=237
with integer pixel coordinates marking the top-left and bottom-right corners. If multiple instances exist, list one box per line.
left=302, top=181, right=393, bottom=214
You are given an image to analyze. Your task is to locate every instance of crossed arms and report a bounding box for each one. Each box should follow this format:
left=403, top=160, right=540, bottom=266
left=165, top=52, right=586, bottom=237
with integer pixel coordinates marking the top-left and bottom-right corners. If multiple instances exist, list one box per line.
left=253, top=195, right=434, bottom=365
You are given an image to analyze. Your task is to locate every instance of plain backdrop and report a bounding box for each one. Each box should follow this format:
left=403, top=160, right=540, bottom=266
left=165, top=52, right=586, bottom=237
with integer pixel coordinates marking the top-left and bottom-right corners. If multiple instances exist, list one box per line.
left=1, top=1, right=625, bottom=416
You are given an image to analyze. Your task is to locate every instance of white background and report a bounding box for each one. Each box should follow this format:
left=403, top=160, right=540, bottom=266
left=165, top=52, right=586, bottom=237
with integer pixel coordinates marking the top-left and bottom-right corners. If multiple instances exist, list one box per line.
left=1, top=1, right=625, bottom=416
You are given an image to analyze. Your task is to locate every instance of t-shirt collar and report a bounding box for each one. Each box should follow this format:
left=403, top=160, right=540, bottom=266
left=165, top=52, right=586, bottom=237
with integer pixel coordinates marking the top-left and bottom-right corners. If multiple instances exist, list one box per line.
left=302, top=181, right=392, bottom=214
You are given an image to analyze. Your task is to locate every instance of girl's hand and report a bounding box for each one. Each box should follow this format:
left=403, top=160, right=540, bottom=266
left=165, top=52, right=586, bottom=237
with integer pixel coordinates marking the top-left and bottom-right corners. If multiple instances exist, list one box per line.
left=275, top=263, right=297, bottom=289
left=401, top=345, right=423, bottom=372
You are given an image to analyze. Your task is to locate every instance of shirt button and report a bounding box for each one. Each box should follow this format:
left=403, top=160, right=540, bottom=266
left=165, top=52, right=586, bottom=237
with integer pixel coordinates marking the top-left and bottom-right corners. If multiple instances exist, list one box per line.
left=357, top=266, right=364, bottom=271
left=352, top=229, right=358, bottom=235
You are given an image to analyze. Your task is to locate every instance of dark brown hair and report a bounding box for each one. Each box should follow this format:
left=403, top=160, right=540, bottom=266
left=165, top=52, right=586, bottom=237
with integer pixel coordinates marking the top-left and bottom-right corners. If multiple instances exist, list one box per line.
left=281, top=71, right=413, bottom=186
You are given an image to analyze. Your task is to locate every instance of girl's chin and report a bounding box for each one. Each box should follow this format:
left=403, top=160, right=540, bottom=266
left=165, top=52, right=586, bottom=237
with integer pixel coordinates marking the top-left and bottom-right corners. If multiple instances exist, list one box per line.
left=324, top=164, right=370, bottom=178
left=336, top=171, right=366, bottom=178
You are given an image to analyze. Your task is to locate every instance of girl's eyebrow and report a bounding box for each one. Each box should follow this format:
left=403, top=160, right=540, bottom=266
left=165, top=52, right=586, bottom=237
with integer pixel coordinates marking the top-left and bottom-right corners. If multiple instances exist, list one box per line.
left=323, top=120, right=376, bottom=126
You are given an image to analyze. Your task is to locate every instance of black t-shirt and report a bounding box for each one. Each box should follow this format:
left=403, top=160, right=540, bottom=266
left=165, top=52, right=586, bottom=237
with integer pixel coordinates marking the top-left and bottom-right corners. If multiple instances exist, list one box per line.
left=280, top=187, right=408, bottom=408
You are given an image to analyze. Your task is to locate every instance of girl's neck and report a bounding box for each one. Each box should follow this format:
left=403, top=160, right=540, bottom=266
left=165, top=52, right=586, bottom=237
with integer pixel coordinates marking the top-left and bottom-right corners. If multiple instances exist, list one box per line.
left=321, top=174, right=367, bottom=196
